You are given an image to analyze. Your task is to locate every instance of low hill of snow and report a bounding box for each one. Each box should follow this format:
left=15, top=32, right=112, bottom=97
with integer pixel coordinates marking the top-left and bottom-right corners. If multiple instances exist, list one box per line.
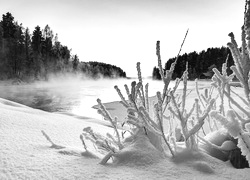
left=1, top=98, right=250, bottom=180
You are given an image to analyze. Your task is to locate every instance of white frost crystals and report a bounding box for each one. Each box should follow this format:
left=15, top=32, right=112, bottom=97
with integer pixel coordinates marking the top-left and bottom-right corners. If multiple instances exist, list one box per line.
left=207, top=0, right=250, bottom=168
left=81, top=31, right=219, bottom=165
left=79, top=1, right=250, bottom=168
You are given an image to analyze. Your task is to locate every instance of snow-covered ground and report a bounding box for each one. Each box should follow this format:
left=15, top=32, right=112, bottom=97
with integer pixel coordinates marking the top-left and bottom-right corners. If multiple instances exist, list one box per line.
left=1, top=85, right=250, bottom=180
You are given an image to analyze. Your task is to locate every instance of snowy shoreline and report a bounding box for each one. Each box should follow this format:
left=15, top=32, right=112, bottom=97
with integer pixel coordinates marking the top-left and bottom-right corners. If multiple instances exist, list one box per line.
left=1, top=96, right=250, bottom=179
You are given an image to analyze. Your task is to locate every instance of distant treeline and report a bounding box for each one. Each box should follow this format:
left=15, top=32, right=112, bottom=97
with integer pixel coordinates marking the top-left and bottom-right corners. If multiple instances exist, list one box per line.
left=81, top=61, right=126, bottom=79
left=0, top=12, right=126, bottom=81
left=152, top=47, right=234, bottom=80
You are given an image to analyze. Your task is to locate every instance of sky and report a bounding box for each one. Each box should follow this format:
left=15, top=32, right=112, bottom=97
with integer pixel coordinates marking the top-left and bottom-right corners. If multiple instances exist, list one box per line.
left=0, top=0, right=246, bottom=77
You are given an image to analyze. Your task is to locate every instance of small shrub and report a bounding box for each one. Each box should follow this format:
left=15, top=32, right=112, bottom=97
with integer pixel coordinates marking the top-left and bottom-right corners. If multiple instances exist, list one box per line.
left=80, top=0, right=250, bottom=168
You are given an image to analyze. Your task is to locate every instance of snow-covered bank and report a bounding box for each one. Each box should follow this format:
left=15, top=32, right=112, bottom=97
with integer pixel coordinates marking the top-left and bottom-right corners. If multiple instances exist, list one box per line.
left=1, top=97, right=250, bottom=180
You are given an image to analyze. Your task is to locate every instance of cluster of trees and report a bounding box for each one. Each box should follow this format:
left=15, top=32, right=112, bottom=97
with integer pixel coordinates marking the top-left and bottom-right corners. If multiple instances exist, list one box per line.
left=81, top=61, right=126, bottom=78
left=152, top=47, right=234, bottom=80
left=0, top=12, right=126, bottom=81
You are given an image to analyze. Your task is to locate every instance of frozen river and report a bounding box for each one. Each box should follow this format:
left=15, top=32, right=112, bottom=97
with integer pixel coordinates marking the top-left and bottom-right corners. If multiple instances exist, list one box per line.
left=0, top=77, right=212, bottom=120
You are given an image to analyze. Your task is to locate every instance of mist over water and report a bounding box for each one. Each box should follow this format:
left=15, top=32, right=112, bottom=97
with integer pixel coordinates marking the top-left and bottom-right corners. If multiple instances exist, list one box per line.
left=0, top=76, right=212, bottom=120
left=0, top=76, right=168, bottom=119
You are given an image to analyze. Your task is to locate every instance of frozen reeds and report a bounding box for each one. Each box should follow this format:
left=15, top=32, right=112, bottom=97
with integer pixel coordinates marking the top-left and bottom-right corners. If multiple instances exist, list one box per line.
left=80, top=29, right=221, bottom=165
left=208, top=0, right=250, bottom=168
left=80, top=1, right=250, bottom=167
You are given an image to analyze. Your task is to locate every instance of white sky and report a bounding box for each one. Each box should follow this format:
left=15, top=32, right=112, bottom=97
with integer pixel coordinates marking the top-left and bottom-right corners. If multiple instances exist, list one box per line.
left=0, top=0, right=245, bottom=77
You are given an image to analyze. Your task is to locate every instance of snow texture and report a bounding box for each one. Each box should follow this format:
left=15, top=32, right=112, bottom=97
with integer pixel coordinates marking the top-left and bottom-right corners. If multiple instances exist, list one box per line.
left=1, top=98, right=250, bottom=179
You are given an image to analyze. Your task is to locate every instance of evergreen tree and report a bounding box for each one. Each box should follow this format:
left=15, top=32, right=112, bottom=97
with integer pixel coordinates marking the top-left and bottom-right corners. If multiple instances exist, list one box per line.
left=12, top=23, right=25, bottom=77
left=72, top=54, right=79, bottom=71
left=0, top=22, right=4, bottom=79
left=1, top=12, right=17, bottom=77
left=152, top=66, right=161, bottom=80
left=2, top=12, right=16, bottom=39
left=31, top=26, right=43, bottom=78
left=24, top=28, right=32, bottom=75
left=42, top=25, right=53, bottom=79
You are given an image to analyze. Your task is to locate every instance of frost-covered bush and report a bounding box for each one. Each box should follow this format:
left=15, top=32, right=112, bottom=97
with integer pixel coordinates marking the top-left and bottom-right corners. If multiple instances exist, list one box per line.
left=80, top=32, right=218, bottom=164
left=79, top=0, right=250, bottom=168
left=206, top=0, right=250, bottom=168
left=81, top=60, right=176, bottom=164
